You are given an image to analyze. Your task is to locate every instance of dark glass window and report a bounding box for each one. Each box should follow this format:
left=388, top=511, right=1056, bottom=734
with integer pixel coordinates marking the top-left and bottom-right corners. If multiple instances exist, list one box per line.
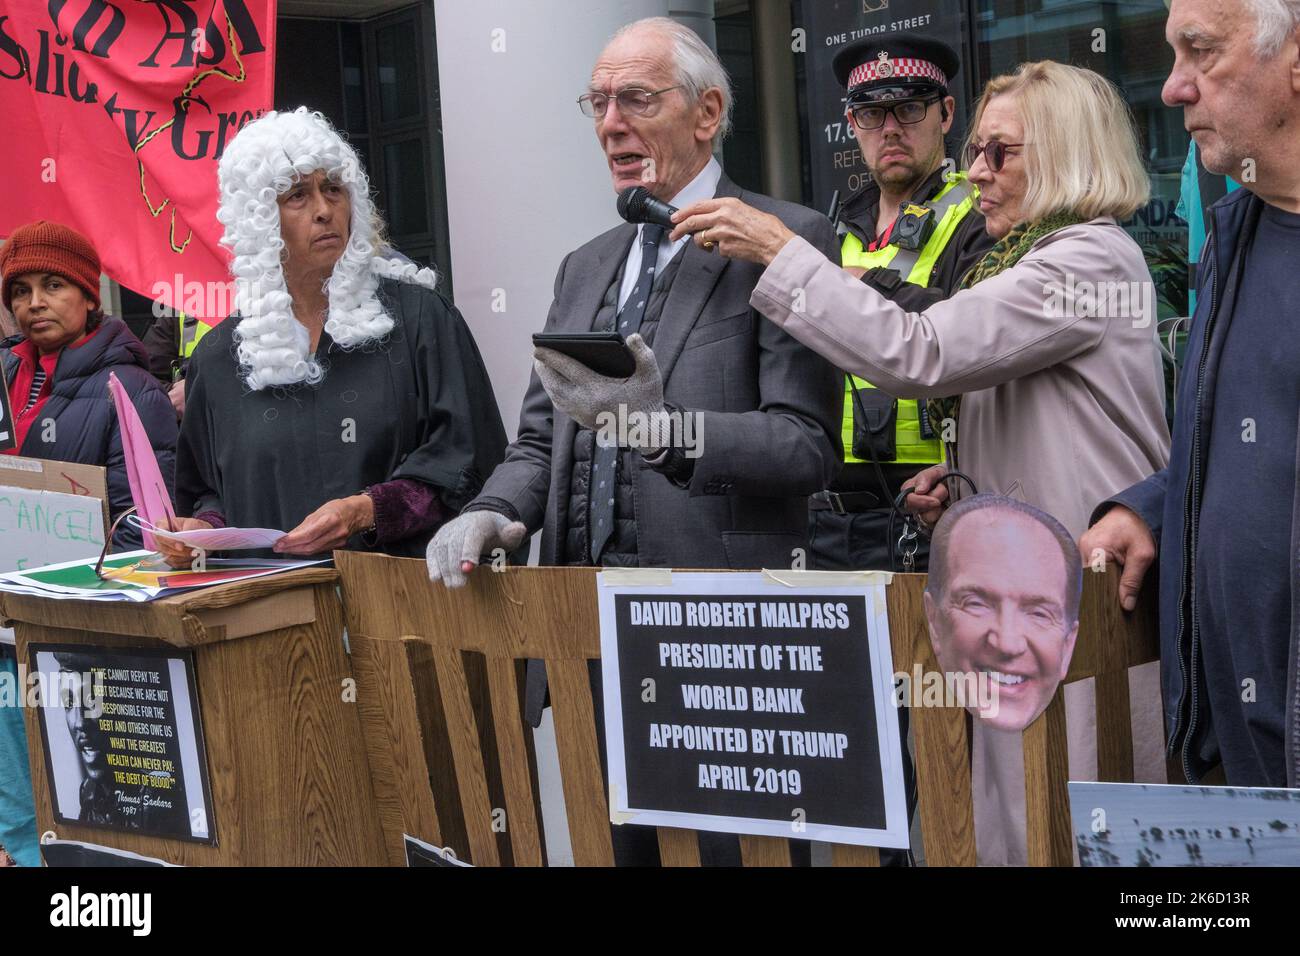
left=274, top=17, right=344, bottom=119
left=716, top=11, right=763, bottom=193
left=383, top=139, right=430, bottom=236
left=341, top=22, right=368, bottom=135
left=375, top=22, right=421, bottom=122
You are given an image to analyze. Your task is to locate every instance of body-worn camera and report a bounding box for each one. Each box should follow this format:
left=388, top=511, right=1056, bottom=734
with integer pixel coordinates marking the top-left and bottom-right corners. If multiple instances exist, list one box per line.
left=892, top=202, right=937, bottom=251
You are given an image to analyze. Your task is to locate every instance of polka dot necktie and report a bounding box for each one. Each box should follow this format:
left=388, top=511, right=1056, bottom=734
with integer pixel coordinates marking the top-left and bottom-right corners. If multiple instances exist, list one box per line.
left=589, top=224, right=666, bottom=564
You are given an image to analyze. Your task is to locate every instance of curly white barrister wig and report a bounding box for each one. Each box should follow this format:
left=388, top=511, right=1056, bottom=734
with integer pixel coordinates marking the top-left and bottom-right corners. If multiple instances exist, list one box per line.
left=216, top=107, right=438, bottom=390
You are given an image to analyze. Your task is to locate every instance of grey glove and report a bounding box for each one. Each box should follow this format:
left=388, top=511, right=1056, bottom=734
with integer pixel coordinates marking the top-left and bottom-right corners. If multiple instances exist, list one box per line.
left=426, top=510, right=528, bottom=589
left=533, top=334, right=666, bottom=451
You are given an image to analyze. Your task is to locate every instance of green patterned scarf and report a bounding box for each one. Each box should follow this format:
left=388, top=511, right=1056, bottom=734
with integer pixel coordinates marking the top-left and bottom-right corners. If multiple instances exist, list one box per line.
left=927, top=209, right=1089, bottom=464
left=960, top=209, right=1088, bottom=290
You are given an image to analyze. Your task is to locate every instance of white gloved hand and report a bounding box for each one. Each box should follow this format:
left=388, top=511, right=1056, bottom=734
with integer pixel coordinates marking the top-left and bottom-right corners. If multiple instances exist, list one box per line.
left=533, top=334, right=665, bottom=448
left=426, top=510, right=528, bottom=589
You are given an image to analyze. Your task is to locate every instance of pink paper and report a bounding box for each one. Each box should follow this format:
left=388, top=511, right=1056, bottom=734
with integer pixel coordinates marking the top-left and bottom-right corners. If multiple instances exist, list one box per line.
left=108, top=373, right=176, bottom=550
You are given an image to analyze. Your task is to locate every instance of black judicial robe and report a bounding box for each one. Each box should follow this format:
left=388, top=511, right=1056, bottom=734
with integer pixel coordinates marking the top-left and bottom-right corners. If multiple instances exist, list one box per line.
left=176, top=278, right=508, bottom=558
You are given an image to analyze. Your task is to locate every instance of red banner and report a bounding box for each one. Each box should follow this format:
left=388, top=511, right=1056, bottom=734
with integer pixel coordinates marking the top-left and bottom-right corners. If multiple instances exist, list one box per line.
left=0, top=1, right=277, bottom=323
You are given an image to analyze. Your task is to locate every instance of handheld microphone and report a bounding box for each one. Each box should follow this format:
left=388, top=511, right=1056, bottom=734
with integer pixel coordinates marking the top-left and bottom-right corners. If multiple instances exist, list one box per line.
left=617, top=186, right=678, bottom=230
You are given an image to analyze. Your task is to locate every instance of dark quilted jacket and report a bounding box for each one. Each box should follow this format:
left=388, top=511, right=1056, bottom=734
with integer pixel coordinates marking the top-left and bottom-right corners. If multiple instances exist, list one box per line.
left=2, top=318, right=178, bottom=552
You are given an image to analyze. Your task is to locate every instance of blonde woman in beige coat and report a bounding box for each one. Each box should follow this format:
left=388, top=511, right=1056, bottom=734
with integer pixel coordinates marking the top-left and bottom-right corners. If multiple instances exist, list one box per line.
left=672, top=61, right=1172, bottom=865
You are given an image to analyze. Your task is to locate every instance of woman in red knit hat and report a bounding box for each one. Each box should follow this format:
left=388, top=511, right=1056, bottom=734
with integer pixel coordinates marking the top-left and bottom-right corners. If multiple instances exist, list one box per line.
left=0, top=220, right=177, bottom=552
left=0, top=219, right=176, bottom=869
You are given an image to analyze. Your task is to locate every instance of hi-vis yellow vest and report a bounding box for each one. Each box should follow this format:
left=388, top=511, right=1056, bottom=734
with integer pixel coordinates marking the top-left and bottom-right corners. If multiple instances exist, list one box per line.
left=839, top=174, right=977, bottom=466
left=178, top=312, right=212, bottom=360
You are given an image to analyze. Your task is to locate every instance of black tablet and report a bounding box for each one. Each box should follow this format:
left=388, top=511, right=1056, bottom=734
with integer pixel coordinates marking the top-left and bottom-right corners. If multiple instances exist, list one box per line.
left=532, top=332, right=637, bottom=378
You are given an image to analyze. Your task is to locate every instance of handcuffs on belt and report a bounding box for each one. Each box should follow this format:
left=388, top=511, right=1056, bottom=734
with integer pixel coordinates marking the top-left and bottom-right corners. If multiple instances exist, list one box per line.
left=887, top=470, right=980, bottom=573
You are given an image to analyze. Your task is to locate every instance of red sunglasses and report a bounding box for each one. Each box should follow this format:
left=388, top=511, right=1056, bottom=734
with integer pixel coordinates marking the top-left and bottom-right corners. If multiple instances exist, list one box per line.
left=966, top=140, right=1024, bottom=173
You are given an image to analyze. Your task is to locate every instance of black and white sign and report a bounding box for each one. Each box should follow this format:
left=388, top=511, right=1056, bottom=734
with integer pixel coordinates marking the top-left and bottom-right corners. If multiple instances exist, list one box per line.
left=31, top=644, right=215, bottom=843
left=799, top=0, right=972, bottom=215
left=599, top=572, right=908, bottom=848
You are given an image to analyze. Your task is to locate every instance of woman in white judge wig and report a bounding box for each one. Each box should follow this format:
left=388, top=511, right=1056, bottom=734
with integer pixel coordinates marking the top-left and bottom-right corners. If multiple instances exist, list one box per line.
left=163, top=107, right=508, bottom=564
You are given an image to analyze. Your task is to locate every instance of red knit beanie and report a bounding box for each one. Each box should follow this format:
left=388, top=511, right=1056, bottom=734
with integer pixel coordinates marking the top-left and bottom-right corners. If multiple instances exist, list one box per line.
left=0, top=220, right=102, bottom=311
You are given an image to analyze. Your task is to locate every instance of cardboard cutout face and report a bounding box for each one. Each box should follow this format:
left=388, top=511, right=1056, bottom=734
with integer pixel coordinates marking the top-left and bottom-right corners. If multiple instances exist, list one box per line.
left=924, top=498, right=1081, bottom=732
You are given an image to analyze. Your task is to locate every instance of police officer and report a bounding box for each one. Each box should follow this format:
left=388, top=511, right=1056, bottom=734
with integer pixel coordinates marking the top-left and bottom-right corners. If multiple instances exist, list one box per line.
left=811, top=33, right=993, bottom=573
left=140, top=309, right=208, bottom=420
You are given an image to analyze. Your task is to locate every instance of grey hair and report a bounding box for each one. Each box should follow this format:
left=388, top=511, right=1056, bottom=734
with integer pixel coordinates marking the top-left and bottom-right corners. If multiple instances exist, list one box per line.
left=1245, top=0, right=1300, bottom=56
left=612, top=17, right=733, bottom=143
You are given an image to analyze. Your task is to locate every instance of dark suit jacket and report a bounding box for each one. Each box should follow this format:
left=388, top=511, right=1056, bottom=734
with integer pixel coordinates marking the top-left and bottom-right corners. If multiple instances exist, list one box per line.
left=467, top=174, right=844, bottom=723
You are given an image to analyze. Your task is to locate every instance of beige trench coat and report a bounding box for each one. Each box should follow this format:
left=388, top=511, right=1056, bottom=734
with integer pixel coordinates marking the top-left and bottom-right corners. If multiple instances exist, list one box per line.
left=751, top=217, right=1172, bottom=864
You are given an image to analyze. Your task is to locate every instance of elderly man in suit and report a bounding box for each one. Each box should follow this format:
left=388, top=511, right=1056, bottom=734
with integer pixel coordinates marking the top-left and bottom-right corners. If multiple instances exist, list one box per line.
left=426, top=16, right=842, bottom=863
left=428, top=15, right=840, bottom=582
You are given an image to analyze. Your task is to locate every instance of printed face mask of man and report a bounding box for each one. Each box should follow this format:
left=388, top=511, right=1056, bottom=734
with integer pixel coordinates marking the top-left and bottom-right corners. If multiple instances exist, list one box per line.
left=925, top=511, right=1079, bottom=732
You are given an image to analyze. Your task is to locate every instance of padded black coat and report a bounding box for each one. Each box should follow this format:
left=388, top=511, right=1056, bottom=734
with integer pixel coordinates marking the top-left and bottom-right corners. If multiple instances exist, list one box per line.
left=2, top=318, right=178, bottom=551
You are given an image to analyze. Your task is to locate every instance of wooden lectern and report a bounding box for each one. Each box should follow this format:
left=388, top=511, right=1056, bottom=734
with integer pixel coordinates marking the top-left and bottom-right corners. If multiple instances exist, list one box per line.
left=0, top=569, right=386, bottom=866
left=338, top=555, right=1159, bottom=868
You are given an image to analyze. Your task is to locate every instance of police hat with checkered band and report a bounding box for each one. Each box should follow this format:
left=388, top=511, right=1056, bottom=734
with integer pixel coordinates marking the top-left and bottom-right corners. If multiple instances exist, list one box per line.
left=833, top=33, right=961, bottom=107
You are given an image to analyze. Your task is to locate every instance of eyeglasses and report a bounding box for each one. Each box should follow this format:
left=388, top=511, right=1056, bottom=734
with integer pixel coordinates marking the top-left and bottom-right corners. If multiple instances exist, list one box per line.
left=94, top=507, right=139, bottom=582
left=578, top=86, right=685, bottom=119
left=848, top=97, right=941, bottom=131
left=966, top=140, right=1025, bottom=173
left=93, top=508, right=175, bottom=583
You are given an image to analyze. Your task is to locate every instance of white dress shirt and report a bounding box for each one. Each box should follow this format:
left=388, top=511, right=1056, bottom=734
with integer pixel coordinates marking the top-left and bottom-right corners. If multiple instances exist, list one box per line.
left=617, top=156, right=723, bottom=311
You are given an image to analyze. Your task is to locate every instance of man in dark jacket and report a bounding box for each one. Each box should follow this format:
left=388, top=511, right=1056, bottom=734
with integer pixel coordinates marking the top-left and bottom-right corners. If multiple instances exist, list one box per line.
left=0, top=221, right=177, bottom=552
left=1083, top=0, right=1300, bottom=788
